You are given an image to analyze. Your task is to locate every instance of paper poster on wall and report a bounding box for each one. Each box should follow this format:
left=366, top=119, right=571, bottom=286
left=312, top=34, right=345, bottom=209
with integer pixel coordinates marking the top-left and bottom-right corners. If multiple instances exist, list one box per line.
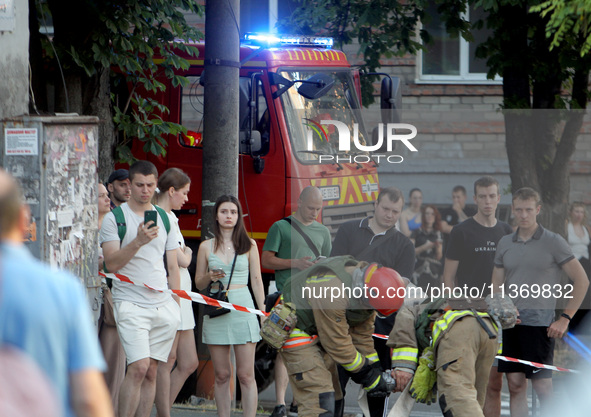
left=4, top=128, right=38, bottom=155
left=0, top=0, right=15, bottom=32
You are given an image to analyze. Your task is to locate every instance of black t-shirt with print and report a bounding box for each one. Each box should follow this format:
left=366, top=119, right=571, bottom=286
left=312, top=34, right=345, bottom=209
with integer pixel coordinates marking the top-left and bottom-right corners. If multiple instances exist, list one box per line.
left=445, top=217, right=513, bottom=295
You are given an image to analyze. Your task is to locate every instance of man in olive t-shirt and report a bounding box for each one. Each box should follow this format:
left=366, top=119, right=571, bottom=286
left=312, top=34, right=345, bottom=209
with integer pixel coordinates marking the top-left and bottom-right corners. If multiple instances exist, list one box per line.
left=262, top=186, right=332, bottom=417
left=262, top=187, right=331, bottom=291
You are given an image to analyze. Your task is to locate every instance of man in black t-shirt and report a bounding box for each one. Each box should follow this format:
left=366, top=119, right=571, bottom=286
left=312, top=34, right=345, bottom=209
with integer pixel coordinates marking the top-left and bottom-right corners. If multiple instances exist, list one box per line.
left=442, top=176, right=512, bottom=417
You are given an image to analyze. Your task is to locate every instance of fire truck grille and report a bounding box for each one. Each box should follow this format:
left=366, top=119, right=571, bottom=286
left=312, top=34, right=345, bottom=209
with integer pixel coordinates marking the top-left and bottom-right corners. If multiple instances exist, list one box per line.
left=321, top=202, right=375, bottom=238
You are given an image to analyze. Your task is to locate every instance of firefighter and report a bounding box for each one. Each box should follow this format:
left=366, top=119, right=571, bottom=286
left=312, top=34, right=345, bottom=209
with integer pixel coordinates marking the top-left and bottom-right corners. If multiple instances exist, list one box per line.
left=387, top=296, right=517, bottom=417
left=277, top=255, right=406, bottom=417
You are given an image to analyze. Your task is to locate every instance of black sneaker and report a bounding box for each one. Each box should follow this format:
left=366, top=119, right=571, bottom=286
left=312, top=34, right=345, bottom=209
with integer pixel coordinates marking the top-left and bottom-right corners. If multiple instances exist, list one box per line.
left=289, top=403, right=298, bottom=417
left=270, top=405, right=287, bottom=417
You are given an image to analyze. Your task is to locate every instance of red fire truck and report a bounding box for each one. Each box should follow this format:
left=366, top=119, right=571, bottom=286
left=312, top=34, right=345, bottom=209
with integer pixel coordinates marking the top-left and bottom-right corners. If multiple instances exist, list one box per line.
left=126, top=33, right=399, bottom=396
left=128, top=34, right=398, bottom=252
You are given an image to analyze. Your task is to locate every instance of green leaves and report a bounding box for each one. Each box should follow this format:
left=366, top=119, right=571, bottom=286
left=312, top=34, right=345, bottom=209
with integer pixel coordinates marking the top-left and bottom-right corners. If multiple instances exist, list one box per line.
left=37, top=0, right=204, bottom=162
left=278, top=0, right=427, bottom=105
left=113, top=90, right=187, bottom=164
left=532, top=0, right=591, bottom=56
left=100, top=0, right=204, bottom=162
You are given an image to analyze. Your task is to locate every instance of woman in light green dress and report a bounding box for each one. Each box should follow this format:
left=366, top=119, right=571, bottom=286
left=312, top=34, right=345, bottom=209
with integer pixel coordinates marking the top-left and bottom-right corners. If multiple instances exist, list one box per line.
left=195, top=195, right=266, bottom=417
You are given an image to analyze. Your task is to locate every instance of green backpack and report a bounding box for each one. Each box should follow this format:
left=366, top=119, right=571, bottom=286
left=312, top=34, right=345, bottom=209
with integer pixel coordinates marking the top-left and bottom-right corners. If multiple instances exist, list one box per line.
left=103, top=205, right=171, bottom=275
left=111, top=205, right=170, bottom=242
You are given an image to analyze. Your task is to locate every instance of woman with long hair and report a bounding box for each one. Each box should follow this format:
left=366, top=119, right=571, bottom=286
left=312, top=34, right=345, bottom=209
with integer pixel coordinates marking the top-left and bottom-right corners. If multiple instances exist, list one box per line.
left=153, top=168, right=199, bottom=417
left=400, top=188, right=423, bottom=237
left=566, top=202, right=591, bottom=331
left=411, top=204, right=443, bottom=289
left=195, top=195, right=266, bottom=417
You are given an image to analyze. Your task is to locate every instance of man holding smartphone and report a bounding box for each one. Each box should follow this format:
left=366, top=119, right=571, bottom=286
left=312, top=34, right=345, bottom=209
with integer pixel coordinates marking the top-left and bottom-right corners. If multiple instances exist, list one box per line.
left=262, top=186, right=332, bottom=417
left=100, top=160, right=180, bottom=417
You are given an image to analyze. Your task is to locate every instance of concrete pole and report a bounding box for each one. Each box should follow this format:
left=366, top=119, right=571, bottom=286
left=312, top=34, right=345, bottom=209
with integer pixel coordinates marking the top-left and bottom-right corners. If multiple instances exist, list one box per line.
left=198, top=0, right=241, bottom=406
left=201, top=0, right=241, bottom=241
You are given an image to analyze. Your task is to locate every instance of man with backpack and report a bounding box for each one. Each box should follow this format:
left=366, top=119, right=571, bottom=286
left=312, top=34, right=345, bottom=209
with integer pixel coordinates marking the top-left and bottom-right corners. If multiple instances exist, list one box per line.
left=100, top=160, right=180, bottom=417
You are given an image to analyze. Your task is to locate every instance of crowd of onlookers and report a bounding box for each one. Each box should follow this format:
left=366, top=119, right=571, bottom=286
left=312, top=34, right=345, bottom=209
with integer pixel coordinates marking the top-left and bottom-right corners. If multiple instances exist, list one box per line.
left=95, top=161, right=268, bottom=417
left=1, top=163, right=590, bottom=417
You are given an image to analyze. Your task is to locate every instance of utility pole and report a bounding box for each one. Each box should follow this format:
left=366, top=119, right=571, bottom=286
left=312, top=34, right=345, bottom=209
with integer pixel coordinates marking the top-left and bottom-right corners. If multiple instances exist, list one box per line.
left=197, top=1, right=241, bottom=403
left=201, top=0, right=241, bottom=240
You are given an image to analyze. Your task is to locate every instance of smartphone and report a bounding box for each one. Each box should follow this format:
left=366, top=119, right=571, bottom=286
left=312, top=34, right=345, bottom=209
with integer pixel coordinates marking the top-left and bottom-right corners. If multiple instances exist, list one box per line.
left=211, top=268, right=225, bottom=276
left=144, top=210, right=158, bottom=229
left=315, top=256, right=327, bottom=261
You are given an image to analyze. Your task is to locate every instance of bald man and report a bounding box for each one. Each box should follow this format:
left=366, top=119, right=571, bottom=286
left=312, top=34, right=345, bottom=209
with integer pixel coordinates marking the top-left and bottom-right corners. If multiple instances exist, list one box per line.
left=262, top=186, right=332, bottom=417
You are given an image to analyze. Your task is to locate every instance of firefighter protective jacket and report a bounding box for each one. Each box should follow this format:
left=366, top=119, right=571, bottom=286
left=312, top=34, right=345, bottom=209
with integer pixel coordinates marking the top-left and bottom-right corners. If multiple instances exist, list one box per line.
left=386, top=302, right=497, bottom=372
left=282, top=256, right=379, bottom=373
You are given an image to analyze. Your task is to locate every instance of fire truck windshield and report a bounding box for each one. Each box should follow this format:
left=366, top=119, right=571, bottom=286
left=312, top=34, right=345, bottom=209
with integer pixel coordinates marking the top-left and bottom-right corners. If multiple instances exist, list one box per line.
left=279, top=69, right=370, bottom=164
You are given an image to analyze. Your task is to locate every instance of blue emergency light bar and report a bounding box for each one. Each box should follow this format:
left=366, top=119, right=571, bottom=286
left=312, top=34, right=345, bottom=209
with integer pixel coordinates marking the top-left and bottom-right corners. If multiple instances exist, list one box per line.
left=243, top=33, right=333, bottom=49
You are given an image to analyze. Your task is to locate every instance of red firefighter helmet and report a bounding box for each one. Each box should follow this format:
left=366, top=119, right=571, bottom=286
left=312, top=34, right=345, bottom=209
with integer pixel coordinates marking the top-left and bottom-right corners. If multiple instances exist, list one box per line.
left=363, top=263, right=406, bottom=316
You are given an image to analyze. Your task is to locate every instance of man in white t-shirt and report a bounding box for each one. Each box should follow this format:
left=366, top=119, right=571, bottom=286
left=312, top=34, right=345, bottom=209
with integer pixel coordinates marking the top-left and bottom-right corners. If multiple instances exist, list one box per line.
left=100, top=161, right=181, bottom=417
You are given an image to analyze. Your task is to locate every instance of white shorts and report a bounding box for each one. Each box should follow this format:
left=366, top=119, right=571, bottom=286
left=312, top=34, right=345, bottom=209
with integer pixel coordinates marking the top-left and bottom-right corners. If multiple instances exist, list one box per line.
left=114, top=298, right=180, bottom=364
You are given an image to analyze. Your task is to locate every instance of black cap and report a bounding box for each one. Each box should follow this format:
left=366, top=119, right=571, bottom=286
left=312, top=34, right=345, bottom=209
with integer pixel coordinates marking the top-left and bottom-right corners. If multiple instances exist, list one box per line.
left=107, top=169, right=129, bottom=184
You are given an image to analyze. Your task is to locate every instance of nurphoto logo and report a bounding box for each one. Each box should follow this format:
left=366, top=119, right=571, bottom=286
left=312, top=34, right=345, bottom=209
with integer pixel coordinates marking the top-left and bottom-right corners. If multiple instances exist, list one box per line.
left=305, top=120, right=418, bottom=164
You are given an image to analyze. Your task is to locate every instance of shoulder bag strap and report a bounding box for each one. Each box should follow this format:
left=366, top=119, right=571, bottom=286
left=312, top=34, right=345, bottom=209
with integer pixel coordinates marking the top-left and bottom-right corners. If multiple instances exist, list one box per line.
left=226, top=253, right=238, bottom=289
left=282, top=217, right=320, bottom=258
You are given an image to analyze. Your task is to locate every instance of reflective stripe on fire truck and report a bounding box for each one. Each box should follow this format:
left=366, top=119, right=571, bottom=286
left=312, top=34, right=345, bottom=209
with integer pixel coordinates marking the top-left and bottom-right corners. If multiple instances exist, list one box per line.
left=285, top=49, right=345, bottom=62
left=311, top=174, right=379, bottom=206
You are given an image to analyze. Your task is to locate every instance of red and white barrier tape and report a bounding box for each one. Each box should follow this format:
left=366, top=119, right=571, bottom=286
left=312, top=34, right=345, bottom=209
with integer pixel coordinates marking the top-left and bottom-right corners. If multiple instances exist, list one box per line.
left=495, top=355, right=578, bottom=373
left=100, top=274, right=580, bottom=373
left=99, top=271, right=268, bottom=317
left=372, top=333, right=578, bottom=373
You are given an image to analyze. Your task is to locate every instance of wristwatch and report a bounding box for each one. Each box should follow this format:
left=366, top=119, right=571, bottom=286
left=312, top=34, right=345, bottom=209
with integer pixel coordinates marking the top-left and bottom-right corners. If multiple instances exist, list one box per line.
left=560, top=313, right=572, bottom=321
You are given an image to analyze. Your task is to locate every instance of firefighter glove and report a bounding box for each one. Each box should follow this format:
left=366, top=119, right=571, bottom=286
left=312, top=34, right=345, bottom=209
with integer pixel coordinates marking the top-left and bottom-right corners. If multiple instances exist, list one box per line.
left=409, top=347, right=437, bottom=405
left=348, top=362, right=389, bottom=397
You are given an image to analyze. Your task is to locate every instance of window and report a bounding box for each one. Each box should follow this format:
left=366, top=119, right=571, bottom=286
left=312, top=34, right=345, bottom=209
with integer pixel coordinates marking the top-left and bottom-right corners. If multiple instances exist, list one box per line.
left=419, top=4, right=500, bottom=83
left=180, top=76, right=269, bottom=155
left=277, top=69, right=369, bottom=164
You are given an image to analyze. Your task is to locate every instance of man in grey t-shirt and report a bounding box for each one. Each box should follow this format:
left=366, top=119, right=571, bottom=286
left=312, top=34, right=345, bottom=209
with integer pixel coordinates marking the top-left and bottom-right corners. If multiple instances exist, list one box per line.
left=492, top=187, right=588, bottom=417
